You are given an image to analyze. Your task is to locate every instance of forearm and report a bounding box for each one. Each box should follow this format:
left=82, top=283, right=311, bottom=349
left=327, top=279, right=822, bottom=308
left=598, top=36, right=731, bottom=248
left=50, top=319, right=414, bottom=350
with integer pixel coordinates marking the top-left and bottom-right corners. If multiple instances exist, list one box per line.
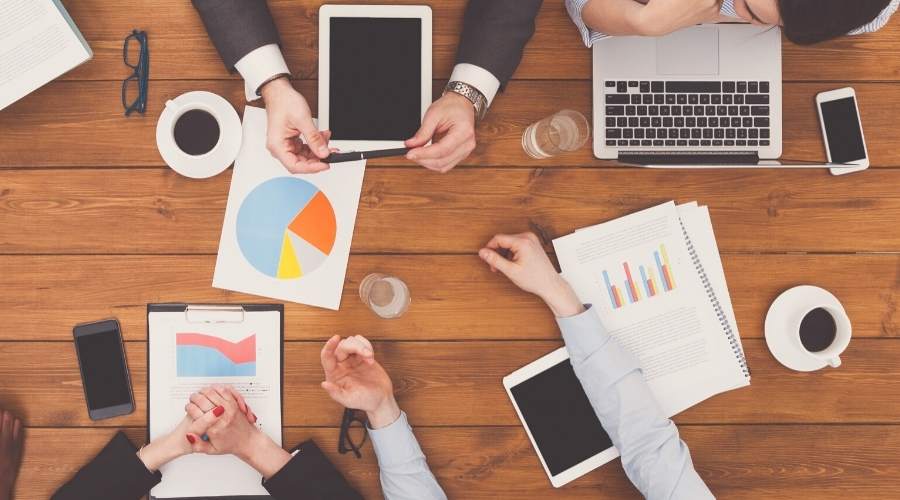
left=580, top=0, right=649, bottom=36
left=370, top=411, right=447, bottom=500
left=455, top=0, right=543, bottom=87
left=558, top=309, right=713, bottom=498
left=240, top=433, right=293, bottom=480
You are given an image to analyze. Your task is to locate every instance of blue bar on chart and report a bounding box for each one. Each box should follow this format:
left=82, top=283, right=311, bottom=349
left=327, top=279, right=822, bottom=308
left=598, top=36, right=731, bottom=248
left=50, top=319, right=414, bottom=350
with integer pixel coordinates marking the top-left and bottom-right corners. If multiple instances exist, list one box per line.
left=602, top=244, right=676, bottom=310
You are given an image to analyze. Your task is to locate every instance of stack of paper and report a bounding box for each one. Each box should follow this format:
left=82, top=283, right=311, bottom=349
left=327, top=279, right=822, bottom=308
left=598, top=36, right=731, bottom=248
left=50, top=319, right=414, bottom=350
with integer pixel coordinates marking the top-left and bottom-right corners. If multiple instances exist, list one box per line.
left=553, top=201, right=749, bottom=417
left=0, top=0, right=92, bottom=110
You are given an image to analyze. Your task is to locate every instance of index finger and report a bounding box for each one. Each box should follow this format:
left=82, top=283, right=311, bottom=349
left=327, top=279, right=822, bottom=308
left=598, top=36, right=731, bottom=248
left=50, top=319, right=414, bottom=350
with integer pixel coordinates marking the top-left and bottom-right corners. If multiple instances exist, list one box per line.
left=335, top=336, right=373, bottom=362
left=320, top=335, right=341, bottom=373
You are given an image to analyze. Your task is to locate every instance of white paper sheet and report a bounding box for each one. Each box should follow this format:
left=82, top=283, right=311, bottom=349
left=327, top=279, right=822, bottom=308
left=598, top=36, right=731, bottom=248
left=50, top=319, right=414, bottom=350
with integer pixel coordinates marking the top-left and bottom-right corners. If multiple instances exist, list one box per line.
left=0, top=0, right=92, bottom=110
left=554, top=202, right=749, bottom=417
left=213, top=106, right=365, bottom=310
left=148, top=309, right=282, bottom=498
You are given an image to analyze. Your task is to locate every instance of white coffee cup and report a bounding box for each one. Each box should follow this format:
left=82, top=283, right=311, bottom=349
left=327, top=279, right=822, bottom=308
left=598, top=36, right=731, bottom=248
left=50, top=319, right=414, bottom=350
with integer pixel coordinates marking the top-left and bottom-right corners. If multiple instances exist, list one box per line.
left=155, top=90, right=242, bottom=179
left=790, top=304, right=851, bottom=368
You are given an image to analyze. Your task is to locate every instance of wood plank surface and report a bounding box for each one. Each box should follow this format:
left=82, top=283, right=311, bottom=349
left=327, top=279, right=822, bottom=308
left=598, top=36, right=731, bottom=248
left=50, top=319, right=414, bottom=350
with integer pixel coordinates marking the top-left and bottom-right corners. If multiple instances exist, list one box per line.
left=15, top=425, right=900, bottom=500
left=1, top=340, right=897, bottom=428
left=55, top=0, right=900, bottom=82
left=2, top=254, right=898, bottom=342
left=3, top=80, right=900, bottom=168
left=4, top=168, right=900, bottom=254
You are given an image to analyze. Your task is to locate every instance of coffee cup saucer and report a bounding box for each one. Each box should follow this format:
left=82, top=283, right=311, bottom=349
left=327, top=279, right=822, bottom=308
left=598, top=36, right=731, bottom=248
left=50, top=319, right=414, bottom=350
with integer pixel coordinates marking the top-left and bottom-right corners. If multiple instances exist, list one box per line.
left=156, top=91, right=242, bottom=179
left=765, top=285, right=844, bottom=372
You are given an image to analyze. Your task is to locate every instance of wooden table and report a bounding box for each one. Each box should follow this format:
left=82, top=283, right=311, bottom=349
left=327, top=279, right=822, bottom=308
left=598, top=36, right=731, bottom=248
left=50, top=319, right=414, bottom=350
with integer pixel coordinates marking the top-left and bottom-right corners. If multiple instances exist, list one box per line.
left=2, top=1, right=900, bottom=498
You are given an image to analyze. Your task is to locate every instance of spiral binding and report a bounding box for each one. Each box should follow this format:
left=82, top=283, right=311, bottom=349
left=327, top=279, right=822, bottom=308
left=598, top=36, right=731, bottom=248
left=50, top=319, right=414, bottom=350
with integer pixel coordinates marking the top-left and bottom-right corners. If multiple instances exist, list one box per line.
left=679, top=219, right=751, bottom=379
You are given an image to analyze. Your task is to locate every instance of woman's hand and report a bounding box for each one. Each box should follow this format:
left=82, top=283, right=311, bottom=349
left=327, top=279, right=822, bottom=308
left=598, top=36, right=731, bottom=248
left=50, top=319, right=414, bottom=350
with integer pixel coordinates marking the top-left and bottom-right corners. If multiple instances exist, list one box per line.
left=136, top=413, right=218, bottom=472
left=260, top=77, right=333, bottom=174
left=320, top=335, right=401, bottom=429
left=185, top=385, right=292, bottom=480
left=478, top=232, right=585, bottom=318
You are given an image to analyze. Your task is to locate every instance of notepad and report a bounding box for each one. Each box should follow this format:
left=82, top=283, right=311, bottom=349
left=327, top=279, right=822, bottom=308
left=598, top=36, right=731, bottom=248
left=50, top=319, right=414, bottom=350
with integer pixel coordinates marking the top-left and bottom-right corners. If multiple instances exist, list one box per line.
left=0, top=0, right=92, bottom=111
left=553, top=201, right=749, bottom=417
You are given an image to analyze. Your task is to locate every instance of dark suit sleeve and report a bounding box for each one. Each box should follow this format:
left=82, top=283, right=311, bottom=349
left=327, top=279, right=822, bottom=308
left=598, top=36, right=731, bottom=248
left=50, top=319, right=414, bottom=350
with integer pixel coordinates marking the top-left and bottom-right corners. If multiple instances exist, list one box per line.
left=455, top=0, right=544, bottom=88
left=192, top=0, right=281, bottom=70
left=263, top=440, right=363, bottom=500
left=51, top=431, right=160, bottom=500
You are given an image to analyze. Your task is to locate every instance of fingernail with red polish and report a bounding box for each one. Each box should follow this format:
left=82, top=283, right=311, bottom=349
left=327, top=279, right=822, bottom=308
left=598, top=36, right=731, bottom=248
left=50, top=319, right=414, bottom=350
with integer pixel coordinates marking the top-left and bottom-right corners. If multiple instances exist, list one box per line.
left=186, top=434, right=196, bottom=444
left=213, top=406, right=225, bottom=417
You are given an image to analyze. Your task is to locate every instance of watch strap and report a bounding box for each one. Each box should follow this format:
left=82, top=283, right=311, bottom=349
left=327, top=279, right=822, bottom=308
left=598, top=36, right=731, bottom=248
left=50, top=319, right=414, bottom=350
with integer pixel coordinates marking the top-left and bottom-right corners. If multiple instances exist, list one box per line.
left=444, top=81, right=488, bottom=122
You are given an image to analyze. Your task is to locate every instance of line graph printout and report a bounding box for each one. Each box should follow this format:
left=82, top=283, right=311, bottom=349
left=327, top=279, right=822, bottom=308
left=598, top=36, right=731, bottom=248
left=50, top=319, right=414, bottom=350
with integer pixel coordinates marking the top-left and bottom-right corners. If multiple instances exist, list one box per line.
left=149, top=309, right=281, bottom=498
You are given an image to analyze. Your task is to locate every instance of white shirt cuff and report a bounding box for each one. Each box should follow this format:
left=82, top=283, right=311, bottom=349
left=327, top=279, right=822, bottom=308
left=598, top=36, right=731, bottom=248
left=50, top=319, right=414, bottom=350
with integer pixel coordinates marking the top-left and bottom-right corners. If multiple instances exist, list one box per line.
left=449, top=63, right=501, bottom=107
left=233, top=44, right=291, bottom=102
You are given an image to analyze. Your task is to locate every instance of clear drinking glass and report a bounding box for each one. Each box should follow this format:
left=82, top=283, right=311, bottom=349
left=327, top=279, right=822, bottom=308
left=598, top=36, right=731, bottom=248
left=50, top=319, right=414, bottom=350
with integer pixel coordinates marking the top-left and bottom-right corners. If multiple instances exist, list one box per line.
left=359, top=273, right=411, bottom=319
left=522, top=109, right=591, bottom=159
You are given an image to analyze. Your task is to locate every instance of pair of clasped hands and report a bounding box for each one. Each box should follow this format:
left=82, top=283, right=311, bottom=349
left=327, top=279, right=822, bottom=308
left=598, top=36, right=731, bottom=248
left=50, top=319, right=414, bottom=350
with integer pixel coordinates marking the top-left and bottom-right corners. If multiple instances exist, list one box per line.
left=137, top=335, right=400, bottom=480
left=261, top=78, right=476, bottom=174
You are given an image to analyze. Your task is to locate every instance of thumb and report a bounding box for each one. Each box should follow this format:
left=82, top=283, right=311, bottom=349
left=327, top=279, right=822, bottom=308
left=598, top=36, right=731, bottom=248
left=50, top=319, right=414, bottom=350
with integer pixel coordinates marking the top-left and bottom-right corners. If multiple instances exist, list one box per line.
left=478, top=248, right=516, bottom=276
left=406, top=112, right=440, bottom=150
left=186, top=433, right=214, bottom=454
left=299, top=118, right=330, bottom=158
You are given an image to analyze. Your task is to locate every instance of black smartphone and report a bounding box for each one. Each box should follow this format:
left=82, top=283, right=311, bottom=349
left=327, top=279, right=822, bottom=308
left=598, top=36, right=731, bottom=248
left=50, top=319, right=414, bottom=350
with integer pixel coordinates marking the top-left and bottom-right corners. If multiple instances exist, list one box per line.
left=73, top=319, right=135, bottom=420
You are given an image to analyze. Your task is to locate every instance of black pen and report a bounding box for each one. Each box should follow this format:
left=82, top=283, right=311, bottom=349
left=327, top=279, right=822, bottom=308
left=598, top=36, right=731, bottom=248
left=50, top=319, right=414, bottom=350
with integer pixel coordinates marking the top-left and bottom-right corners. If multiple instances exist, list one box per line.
left=323, top=147, right=410, bottom=164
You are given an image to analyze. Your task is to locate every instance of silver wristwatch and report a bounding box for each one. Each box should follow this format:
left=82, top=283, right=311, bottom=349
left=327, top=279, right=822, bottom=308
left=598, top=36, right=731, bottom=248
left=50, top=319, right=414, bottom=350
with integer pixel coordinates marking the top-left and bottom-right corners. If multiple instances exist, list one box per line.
left=444, top=81, right=488, bottom=122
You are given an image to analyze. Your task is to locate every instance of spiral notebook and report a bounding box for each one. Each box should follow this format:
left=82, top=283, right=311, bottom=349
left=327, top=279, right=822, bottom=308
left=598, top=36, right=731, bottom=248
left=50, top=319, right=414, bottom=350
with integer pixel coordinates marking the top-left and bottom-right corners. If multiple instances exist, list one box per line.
left=553, top=201, right=749, bottom=417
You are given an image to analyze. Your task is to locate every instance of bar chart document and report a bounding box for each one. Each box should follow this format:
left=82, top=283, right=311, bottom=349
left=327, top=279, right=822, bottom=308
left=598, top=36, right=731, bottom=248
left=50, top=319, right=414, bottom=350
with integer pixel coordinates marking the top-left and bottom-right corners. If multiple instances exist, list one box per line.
left=554, top=202, right=749, bottom=417
left=148, top=306, right=282, bottom=498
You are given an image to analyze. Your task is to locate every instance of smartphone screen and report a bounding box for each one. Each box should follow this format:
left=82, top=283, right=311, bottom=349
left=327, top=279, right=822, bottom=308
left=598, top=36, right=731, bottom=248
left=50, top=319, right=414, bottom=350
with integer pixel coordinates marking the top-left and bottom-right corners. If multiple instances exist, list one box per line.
left=74, top=323, right=133, bottom=416
left=820, top=97, right=866, bottom=164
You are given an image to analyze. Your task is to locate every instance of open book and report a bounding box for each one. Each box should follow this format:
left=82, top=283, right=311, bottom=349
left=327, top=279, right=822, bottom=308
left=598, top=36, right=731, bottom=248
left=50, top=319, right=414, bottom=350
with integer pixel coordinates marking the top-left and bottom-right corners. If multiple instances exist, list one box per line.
left=553, top=201, right=749, bottom=418
left=0, top=0, right=92, bottom=111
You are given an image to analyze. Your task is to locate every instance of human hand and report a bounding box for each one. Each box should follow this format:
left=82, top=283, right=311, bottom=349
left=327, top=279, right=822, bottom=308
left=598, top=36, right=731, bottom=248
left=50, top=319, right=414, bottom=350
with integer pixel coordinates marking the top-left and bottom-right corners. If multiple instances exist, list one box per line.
left=320, top=335, right=401, bottom=429
left=185, top=385, right=291, bottom=479
left=635, top=0, right=720, bottom=36
left=405, top=92, right=477, bottom=173
left=137, top=411, right=220, bottom=472
left=185, top=384, right=256, bottom=425
left=260, top=77, right=333, bottom=174
left=478, top=232, right=585, bottom=318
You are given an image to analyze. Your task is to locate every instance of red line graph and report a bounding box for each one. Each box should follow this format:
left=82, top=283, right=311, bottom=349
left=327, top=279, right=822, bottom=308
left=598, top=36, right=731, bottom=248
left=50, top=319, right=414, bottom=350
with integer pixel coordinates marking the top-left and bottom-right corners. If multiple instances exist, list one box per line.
left=176, top=333, right=256, bottom=364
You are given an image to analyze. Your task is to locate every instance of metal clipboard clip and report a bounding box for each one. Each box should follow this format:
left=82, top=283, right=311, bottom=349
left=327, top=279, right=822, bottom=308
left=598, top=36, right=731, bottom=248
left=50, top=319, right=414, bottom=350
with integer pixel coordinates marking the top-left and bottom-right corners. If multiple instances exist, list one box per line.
left=184, top=305, right=246, bottom=324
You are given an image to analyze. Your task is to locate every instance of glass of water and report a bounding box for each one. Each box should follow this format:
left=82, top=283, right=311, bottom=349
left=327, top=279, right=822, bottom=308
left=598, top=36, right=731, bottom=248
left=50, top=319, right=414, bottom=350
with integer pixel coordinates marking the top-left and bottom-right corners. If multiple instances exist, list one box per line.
left=359, top=273, right=410, bottom=319
left=522, top=109, right=591, bottom=159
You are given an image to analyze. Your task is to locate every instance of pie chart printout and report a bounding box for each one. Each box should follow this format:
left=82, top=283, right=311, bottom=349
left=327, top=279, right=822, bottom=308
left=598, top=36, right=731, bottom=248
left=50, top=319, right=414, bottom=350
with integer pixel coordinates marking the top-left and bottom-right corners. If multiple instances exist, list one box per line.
left=236, top=177, right=337, bottom=279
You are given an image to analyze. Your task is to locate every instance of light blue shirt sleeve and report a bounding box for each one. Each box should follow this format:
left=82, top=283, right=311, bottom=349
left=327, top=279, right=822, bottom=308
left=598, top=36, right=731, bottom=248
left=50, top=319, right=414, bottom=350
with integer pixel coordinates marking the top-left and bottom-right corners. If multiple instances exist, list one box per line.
left=557, top=306, right=714, bottom=500
left=368, top=411, right=447, bottom=500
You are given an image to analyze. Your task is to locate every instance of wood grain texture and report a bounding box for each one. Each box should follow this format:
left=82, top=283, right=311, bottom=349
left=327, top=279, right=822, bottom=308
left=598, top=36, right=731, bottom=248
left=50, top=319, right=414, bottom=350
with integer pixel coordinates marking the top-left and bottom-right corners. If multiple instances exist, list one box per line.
left=3, top=80, right=900, bottom=168
left=55, top=0, right=900, bottom=82
left=3, top=167, right=900, bottom=254
left=15, top=425, right=900, bottom=500
left=1, top=254, right=898, bottom=342
left=0, top=340, right=897, bottom=428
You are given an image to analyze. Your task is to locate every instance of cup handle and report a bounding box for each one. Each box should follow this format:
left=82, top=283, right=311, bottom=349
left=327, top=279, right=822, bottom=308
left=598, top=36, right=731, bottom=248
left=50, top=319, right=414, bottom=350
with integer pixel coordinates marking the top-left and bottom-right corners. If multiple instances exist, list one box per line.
left=827, top=356, right=842, bottom=368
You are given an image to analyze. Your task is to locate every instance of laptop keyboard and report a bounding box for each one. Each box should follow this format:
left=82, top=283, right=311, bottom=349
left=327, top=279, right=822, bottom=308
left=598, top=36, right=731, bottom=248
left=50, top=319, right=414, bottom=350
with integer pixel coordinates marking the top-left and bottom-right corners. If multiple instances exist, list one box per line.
left=603, top=80, right=771, bottom=149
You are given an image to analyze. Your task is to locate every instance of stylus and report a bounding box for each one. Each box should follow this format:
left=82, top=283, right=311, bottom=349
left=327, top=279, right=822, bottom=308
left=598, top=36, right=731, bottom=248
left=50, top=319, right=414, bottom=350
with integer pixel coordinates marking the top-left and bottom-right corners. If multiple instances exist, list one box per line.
left=323, top=148, right=411, bottom=164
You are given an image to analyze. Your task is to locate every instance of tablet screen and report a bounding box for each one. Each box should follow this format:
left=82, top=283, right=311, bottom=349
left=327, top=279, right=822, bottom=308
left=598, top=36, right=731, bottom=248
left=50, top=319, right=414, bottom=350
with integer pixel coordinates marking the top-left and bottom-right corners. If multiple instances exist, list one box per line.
left=510, top=359, right=613, bottom=476
left=329, top=17, right=421, bottom=141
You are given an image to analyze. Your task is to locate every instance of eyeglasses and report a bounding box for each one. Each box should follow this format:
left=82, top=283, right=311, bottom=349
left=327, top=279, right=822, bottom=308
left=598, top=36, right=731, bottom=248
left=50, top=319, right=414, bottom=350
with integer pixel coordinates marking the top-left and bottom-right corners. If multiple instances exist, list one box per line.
left=338, top=408, right=368, bottom=459
left=122, top=30, right=149, bottom=116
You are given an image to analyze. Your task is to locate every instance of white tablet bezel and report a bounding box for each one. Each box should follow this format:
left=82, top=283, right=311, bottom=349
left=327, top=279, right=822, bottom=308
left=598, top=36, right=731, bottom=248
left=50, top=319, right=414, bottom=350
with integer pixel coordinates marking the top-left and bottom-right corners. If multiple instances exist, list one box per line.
left=318, top=4, right=432, bottom=150
left=503, top=347, right=620, bottom=488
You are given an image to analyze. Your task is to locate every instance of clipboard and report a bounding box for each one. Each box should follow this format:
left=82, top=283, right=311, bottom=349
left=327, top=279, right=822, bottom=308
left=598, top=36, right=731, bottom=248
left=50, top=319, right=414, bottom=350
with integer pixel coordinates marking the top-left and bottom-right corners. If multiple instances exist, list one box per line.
left=147, top=303, right=284, bottom=500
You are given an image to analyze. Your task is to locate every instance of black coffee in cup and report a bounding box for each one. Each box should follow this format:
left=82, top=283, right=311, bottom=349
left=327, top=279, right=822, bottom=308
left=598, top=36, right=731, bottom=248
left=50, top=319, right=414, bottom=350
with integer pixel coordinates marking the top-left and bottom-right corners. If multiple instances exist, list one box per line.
left=799, top=307, right=837, bottom=352
left=173, top=109, right=220, bottom=156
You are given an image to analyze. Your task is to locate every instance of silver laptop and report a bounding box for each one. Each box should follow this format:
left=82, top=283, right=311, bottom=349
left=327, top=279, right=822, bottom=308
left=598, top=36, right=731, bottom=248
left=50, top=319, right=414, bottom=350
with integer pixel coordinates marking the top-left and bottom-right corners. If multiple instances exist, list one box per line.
left=593, top=24, right=784, bottom=167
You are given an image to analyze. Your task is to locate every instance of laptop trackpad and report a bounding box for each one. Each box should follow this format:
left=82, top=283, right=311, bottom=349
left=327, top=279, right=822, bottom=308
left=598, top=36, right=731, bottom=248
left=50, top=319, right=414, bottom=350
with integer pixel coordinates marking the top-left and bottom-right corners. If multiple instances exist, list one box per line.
left=656, top=26, right=719, bottom=75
